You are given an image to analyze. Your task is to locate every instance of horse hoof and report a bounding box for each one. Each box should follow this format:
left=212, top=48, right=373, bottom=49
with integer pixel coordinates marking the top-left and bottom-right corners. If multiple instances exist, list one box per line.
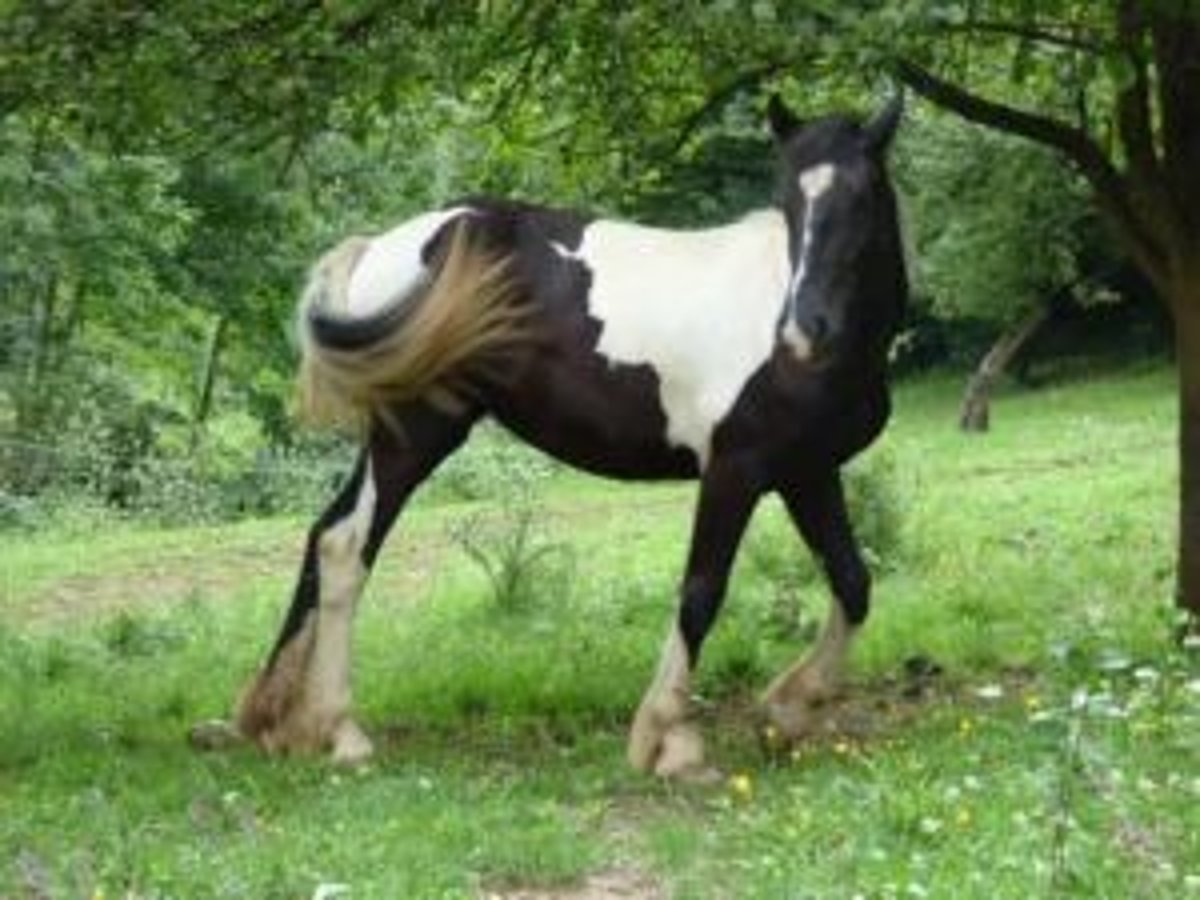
left=761, top=697, right=828, bottom=745
left=651, top=724, right=712, bottom=780
left=188, top=719, right=246, bottom=751
left=331, top=720, right=375, bottom=767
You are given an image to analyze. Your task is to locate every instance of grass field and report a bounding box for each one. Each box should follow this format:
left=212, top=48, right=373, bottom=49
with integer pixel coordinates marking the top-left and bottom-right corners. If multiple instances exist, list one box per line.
left=2, top=364, right=1198, bottom=899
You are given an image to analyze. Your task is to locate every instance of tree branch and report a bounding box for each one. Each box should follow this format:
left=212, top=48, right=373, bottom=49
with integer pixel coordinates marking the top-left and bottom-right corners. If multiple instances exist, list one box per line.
left=894, top=59, right=1166, bottom=274
left=943, top=19, right=1110, bottom=54
left=662, top=61, right=788, bottom=158
left=485, top=3, right=559, bottom=123
left=1116, top=0, right=1159, bottom=178
left=1151, top=7, right=1200, bottom=233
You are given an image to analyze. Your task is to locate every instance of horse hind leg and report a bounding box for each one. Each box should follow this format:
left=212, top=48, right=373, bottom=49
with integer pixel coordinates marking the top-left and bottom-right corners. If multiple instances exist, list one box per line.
left=762, top=470, right=869, bottom=740
left=237, top=454, right=378, bottom=764
left=194, top=406, right=476, bottom=764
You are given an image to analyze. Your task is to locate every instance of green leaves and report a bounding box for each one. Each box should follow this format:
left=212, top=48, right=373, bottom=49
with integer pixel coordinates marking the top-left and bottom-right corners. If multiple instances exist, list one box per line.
left=898, top=113, right=1100, bottom=326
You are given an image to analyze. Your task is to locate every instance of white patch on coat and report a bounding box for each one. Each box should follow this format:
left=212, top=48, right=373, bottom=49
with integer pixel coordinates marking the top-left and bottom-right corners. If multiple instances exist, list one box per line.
left=572, top=210, right=791, bottom=464
left=782, top=163, right=837, bottom=359
left=346, top=208, right=469, bottom=316
left=303, top=461, right=378, bottom=740
left=780, top=318, right=813, bottom=360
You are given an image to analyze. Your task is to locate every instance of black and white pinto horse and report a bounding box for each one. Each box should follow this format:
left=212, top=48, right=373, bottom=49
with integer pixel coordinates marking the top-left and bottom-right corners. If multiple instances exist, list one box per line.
left=207, top=95, right=908, bottom=778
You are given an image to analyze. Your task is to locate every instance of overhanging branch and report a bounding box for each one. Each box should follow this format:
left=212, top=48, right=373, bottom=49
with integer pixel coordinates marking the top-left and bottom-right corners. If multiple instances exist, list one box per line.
left=942, top=19, right=1110, bottom=54
left=663, top=61, right=788, bottom=158
left=1116, top=0, right=1160, bottom=178
left=894, top=59, right=1165, bottom=272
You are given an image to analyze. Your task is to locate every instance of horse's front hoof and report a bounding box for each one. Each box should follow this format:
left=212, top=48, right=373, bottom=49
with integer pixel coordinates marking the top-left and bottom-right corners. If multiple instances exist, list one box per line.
left=629, top=716, right=716, bottom=782
left=652, top=723, right=708, bottom=779
left=188, top=718, right=247, bottom=752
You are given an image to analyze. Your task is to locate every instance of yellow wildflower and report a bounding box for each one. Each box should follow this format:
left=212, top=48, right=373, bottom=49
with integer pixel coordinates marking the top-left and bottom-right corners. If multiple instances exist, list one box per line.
left=729, top=772, right=754, bottom=802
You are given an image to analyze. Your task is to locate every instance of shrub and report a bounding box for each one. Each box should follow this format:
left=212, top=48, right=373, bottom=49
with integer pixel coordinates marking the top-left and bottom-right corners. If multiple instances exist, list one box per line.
left=427, top=423, right=560, bottom=504
left=450, top=498, right=575, bottom=616
left=844, top=448, right=905, bottom=571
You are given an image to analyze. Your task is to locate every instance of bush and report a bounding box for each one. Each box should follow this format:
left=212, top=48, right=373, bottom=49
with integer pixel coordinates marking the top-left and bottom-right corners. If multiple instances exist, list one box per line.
left=844, top=449, right=905, bottom=571
left=0, top=427, right=353, bottom=532
left=427, top=423, right=561, bottom=504
left=450, top=496, right=575, bottom=616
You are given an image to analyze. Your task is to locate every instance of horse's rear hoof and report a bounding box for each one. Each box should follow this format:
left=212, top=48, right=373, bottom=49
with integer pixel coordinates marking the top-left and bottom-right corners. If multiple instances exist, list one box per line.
left=188, top=719, right=247, bottom=752
left=330, top=719, right=375, bottom=767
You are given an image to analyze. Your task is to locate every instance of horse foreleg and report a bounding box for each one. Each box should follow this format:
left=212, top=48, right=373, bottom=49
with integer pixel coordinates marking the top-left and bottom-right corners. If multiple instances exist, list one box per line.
left=628, top=455, right=762, bottom=779
left=762, top=470, right=869, bottom=738
left=195, top=409, right=475, bottom=764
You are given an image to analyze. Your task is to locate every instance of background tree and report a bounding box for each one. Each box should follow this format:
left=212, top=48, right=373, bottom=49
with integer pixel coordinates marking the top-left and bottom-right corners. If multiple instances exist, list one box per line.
left=901, top=115, right=1108, bottom=430
left=888, top=0, right=1200, bottom=619
left=1, top=1, right=1190, bottom=617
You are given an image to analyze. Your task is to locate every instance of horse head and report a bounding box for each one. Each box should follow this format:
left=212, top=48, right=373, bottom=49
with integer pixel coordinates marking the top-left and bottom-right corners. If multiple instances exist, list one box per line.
left=768, top=93, right=908, bottom=370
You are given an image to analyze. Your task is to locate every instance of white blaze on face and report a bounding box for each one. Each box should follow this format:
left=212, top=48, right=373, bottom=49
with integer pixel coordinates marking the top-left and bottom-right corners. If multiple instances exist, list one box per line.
left=566, top=210, right=791, bottom=466
left=345, top=208, right=469, bottom=317
left=782, top=163, right=837, bottom=360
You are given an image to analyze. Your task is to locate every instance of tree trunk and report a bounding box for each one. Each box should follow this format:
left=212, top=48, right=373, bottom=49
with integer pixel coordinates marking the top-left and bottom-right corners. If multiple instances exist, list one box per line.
left=959, top=307, right=1050, bottom=432
left=16, top=276, right=58, bottom=435
left=1176, top=291, right=1200, bottom=622
left=191, top=314, right=227, bottom=452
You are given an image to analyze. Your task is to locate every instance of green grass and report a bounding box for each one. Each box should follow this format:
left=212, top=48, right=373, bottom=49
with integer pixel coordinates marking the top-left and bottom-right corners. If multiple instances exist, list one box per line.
left=2, top=363, right=1198, bottom=898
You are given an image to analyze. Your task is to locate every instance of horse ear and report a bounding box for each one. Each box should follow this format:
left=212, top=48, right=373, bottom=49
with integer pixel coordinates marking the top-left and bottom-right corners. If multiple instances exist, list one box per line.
left=862, top=91, right=905, bottom=154
left=766, top=94, right=803, bottom=141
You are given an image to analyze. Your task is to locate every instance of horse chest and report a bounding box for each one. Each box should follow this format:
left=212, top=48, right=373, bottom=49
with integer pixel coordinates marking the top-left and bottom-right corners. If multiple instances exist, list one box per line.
left=562, top=211, right=791, bottom=465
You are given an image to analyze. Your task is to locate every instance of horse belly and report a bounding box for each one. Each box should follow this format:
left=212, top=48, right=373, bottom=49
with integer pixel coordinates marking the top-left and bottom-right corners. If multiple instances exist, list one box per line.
left=488, top=357, right=701, bottom=481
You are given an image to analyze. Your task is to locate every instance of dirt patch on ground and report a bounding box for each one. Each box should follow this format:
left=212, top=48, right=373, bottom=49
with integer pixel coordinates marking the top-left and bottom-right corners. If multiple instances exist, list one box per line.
left=482, top=868, right=666, bottom=900
left=7, top=489, right=690, bottom=629
left=697, top=655, right=1039, bottom=765
left=9, top=528, right=451, bottom=629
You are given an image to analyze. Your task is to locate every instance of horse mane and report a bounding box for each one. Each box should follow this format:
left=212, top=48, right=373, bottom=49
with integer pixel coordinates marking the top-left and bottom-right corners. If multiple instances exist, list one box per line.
left=296, top=224, right=529, bottom=430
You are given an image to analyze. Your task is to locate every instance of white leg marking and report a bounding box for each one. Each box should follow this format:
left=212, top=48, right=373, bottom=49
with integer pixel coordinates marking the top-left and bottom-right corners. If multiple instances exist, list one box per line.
left=302, top=460, right=379, bottom=762
left=763, top=603, right=854, bottom=738
left=629, top=628, right=710, bottom=778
